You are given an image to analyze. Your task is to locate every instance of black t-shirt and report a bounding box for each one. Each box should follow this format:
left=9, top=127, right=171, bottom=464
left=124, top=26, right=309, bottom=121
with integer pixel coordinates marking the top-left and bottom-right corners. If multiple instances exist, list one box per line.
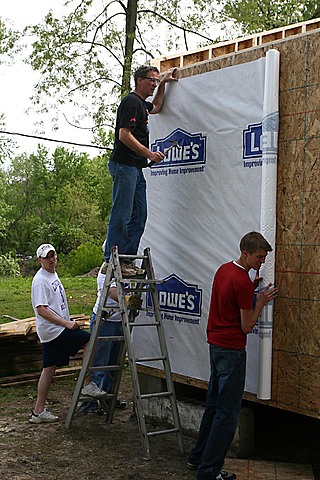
left=110, top=92, right=154, bottom=168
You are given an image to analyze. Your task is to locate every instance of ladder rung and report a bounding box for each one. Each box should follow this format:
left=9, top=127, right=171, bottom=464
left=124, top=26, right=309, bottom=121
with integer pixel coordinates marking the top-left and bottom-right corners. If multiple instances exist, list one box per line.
left=80, top=393, right=114, bottom=401
left=128, top=321, right=160, bottom=327
left=98, top=335, right=124, bottom=341
left=141, top=391, right=172, bottom=400
left=124, top=279, right=163, bottom=285
left=134, top=356, right=165, bottom=362
left=121, top=279, right=163, bottom=285
left=118, top=254, right=148, bottom=260
left=89, top=364, right=122, bottom=372
left=124, top=287, right=152, bottom=293
left=146, top=427, right=179, bottom=437
left=101, top=306, right=120, bottom=312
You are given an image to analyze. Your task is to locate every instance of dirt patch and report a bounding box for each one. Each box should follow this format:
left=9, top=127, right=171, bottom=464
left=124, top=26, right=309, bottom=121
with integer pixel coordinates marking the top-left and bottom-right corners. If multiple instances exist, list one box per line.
left=1, top=370, right=319, bottom=480
left=0, top=371, right=194, bottom=480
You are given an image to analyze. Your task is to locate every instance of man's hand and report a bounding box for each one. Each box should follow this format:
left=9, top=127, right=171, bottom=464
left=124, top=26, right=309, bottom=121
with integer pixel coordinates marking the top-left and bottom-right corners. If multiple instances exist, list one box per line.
left=148, top=150, right=165, bottom=163
left=127, top=295, right=142, bottom=311
left=256, top=283, right=278, bottom=307
left=65, top=320, right=79, bottom=330
left=161, top=67, right=178, bottom=84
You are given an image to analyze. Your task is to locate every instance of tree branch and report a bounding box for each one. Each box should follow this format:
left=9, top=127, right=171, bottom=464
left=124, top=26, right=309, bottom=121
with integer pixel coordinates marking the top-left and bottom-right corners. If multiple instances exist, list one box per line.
left=67, top=76, right=121, bottom=95
left=62, top=113, right=114, bottom=131
left=138, top=9, right=214, bottom=43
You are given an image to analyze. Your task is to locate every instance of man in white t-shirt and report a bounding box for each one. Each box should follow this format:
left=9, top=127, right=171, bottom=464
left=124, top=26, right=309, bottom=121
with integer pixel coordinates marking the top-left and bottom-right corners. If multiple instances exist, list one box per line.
left=30, top=243, right=107, bottom=424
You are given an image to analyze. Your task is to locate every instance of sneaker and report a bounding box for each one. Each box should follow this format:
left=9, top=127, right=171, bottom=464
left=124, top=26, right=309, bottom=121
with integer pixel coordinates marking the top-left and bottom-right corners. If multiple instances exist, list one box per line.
left=115, top=399, right=127, bottom=409
left=121, top=262, right=145, bottom=277
left=81, top=381, right=107, bottom=399
left=29, top=409, right=59, bottom=424
left=216, top=471, right=237, bottom=480
left=187, top=462, right=197, bottom=470
left=79, top=401, right=104, bottom=415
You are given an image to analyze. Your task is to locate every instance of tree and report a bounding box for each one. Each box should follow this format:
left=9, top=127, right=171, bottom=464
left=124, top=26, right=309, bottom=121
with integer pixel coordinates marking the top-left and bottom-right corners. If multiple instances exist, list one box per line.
left=26, top=0, right=217, bottom=143
left=217, top=0, right=320, bottom=35
left=3, top=146, right=112, bottom=255
left=0, top=19, right=19, bottom=162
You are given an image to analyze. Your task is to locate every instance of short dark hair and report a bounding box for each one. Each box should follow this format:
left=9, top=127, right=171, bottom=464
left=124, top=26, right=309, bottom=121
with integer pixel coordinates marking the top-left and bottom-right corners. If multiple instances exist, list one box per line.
left=239, top=231, right=272, bottom=253
left=134, top=65, right=159, bottom=85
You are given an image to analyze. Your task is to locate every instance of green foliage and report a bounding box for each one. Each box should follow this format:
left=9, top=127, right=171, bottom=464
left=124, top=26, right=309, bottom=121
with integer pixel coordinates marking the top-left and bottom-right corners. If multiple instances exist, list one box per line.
left=0, top=113, right=16, bottom=164
left=2, top=146, right=111, bottom=256
left=24, top=0, right=218, bottom=137
left=61, top=242, right=104, bottom=276
left=0, top=17, right=19, bottom=61
left=217, top=0, right=320, bottom=35
left=0, top=253, right=20, bottom=277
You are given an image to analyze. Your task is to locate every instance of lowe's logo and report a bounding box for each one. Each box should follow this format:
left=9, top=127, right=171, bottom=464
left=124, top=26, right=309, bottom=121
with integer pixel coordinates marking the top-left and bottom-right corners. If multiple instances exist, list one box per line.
left=151, top=128, right=206, bottom=168
left=147, top=274, right=202, bottom=317
left=243, top=123, right=262, bottom=159
left=243, top=113, right=279, bottom=160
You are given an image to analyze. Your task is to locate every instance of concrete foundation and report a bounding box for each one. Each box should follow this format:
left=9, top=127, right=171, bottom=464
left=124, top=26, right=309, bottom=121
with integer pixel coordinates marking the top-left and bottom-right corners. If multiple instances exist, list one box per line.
left=139, top=375, right=254, bottom=459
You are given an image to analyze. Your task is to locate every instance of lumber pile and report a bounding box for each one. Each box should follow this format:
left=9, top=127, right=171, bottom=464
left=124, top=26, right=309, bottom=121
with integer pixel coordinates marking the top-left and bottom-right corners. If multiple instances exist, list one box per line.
left=0, top=314, right=90, bottom=379
left=0, top=314, right=90, bottom=338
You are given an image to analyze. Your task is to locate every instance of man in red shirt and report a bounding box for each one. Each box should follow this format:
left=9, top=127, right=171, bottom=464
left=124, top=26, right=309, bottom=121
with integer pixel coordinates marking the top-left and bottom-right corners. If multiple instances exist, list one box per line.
left=188, top=232, right=278, bottom=480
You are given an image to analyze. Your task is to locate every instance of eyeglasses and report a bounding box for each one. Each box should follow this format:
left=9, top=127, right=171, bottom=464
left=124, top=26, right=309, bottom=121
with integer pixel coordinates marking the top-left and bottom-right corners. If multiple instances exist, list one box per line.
left=144, top=77, right=160, bottom=84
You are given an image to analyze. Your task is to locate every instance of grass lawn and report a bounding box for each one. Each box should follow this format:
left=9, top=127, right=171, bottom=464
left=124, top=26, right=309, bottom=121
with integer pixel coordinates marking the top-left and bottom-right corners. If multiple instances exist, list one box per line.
left=0, top=276, right=97, bottom=323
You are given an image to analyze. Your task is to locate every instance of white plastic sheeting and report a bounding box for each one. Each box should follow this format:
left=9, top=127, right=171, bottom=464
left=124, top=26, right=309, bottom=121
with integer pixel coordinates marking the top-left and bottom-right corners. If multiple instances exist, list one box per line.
left=133, top=52, right=279, bottom=398
left=258, top=50, right=280, bottom=399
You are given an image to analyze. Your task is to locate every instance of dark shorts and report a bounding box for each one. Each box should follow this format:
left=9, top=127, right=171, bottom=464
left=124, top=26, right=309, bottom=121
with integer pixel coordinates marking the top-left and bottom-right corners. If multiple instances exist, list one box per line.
left=42, top=328, right=90, bottom=368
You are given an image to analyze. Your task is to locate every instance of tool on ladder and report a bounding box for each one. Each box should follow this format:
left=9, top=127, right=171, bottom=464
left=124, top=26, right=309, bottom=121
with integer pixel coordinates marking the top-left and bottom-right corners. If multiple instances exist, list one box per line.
left=65, top=246, right=184, bottom=460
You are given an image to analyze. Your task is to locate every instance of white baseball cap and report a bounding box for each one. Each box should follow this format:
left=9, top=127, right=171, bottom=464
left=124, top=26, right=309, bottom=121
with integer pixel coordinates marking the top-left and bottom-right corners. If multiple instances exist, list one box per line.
left=36, top=243, right=56, bottom=258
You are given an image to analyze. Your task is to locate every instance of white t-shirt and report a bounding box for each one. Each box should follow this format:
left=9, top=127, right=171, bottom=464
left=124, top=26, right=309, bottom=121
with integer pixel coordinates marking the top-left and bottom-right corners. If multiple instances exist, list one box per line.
left=31, top=267, right=70, bottom=343
left=93, top=268, right=121, bottom=322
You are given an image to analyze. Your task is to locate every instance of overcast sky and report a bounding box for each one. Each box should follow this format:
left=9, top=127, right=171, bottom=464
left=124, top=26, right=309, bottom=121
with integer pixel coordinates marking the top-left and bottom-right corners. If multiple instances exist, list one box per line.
left=0, top=1, right=101, bottom=160
left=0, top=1, right=224, bottom=162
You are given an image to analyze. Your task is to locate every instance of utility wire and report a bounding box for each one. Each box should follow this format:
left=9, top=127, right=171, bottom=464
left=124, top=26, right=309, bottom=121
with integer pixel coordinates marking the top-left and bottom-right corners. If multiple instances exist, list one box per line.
left=0, top=130, right=112, bottom=151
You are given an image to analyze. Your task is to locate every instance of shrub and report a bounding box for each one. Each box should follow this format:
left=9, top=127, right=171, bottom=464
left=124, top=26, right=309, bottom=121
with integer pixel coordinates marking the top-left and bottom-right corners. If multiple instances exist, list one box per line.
left=62, top=242, right=103, bottom=276
left=0, top=253, right=21, bottom=277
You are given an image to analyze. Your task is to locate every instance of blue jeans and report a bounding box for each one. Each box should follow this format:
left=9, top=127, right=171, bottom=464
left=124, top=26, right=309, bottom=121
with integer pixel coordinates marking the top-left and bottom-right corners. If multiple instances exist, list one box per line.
left=104, top=160, right=147, bottom=261
left=188, top=344, right=246, bottom=480
left=91, top=313, right=123, bottom=393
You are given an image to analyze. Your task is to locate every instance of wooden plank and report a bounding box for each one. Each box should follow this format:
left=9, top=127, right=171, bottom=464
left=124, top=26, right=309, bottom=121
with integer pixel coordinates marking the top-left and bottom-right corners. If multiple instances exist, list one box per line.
left=152, top=17, right=320, bottom=72
left=0, top=314, right=90, bottom=338
left=0, top=366, right=82, bottom=386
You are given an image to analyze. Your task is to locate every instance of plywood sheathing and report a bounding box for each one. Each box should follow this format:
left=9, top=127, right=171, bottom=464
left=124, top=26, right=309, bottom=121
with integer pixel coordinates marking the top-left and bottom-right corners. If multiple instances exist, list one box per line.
left=153, top=29, right=320, bottom=418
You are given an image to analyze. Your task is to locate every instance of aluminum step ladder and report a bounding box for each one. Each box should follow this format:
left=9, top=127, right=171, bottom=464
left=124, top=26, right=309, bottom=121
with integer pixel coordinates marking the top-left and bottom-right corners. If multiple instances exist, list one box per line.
left=65, top=246, right=184, bottom=460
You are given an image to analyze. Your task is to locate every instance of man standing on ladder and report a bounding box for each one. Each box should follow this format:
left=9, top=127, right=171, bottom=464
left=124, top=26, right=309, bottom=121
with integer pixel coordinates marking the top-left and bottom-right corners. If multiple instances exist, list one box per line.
left=103, top=65, right=178, bottom=276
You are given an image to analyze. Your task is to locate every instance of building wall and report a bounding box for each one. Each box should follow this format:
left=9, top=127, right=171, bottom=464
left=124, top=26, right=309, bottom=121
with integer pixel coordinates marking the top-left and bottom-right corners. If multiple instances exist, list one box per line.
left=150, top=29, right=320, bottom=418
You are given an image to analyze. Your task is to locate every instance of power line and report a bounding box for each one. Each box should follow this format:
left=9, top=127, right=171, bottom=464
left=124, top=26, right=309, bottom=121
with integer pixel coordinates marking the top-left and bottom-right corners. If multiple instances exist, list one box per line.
left=0, top=130, right=112, bottom=151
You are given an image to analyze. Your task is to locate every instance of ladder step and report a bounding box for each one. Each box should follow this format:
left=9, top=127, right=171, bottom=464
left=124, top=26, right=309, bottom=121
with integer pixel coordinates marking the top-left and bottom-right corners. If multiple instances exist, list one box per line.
left=98, top=335, right=125, bottom=341
left=134, top=356, right=165, bottom=362
left=141, top=391, right=172, bottom=399
left=146, top=427, right=180, bottom=437
left=128, top=321, right=160, bottom=327
left=118, top=254, right=148, bottom=260
left=89, top=364, right=122, bottom=372
left=122, top=279, right=163, bottom=285
left=80, top=393, right=114, bottom=401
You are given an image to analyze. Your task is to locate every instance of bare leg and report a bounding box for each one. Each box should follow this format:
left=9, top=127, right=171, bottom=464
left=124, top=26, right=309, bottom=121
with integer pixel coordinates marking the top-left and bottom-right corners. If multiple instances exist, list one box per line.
left=33, top=365, right=56, bottom=414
